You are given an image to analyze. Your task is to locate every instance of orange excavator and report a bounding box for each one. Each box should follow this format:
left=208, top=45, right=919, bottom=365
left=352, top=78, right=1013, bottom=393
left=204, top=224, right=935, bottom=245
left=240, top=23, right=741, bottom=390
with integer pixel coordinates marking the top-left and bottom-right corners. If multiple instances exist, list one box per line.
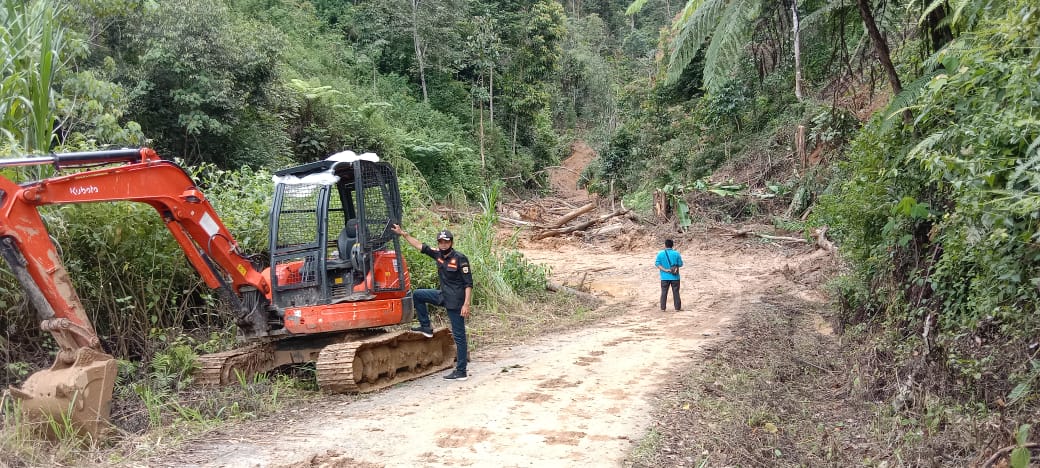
left=1, top=148, right=455, bottom=437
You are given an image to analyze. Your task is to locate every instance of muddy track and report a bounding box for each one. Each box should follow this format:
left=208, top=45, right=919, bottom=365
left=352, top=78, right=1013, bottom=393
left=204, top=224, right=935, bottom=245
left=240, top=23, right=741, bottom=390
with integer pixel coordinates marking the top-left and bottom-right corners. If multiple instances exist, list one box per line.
left=139, top=236, right=820, bottom=467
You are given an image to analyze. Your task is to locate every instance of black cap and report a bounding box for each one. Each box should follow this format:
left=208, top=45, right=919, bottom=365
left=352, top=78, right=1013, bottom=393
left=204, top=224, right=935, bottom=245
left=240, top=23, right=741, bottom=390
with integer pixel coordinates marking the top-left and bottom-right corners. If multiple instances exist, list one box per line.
left=437, top=229, right=454, bottom=241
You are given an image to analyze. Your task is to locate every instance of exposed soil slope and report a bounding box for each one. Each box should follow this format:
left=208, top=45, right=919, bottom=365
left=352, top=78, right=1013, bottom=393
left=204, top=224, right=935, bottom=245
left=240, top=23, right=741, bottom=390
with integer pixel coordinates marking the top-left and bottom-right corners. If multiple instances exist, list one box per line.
left=547, top=141, right=596, bottom=203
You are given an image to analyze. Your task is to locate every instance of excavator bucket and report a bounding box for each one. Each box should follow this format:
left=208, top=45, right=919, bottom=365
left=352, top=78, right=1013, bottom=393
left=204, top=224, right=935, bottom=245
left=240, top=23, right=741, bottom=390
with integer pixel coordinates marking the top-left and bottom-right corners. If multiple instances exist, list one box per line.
left=8, top=347, right=117, bottom=439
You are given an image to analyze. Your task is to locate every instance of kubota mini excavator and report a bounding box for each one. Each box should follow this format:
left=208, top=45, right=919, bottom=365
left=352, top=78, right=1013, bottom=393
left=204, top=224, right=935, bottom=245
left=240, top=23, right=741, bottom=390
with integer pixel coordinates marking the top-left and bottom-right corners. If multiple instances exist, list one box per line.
left=0, top=148, right=455, bottom=437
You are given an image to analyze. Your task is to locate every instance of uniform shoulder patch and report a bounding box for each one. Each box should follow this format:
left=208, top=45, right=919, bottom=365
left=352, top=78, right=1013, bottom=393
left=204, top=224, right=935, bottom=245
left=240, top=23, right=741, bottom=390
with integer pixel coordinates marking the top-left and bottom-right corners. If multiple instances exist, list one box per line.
left=462, top=265, right=470, bottom=274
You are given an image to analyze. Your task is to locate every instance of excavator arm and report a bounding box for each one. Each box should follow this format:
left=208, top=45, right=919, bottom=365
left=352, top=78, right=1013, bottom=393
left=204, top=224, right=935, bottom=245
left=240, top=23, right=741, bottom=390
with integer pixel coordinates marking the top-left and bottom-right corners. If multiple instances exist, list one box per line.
left=0, top=148, right=270, bottom=437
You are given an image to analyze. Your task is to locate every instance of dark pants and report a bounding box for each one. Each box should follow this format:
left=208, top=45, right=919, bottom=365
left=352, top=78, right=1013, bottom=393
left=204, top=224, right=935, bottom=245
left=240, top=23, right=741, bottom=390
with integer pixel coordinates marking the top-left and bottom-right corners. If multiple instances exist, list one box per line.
left=660, top=280, right=681, bottom=310
left=413, top=288, right=468, bottom=373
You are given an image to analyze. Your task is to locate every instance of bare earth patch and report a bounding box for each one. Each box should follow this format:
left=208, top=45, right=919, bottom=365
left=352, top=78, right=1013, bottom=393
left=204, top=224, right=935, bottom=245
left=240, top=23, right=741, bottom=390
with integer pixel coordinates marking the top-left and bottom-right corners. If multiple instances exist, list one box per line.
left=127, top=143, right=841, bottom=467
left=547, top=140, right=596, bottom=203
left=133, top=232, right=821, bottom=467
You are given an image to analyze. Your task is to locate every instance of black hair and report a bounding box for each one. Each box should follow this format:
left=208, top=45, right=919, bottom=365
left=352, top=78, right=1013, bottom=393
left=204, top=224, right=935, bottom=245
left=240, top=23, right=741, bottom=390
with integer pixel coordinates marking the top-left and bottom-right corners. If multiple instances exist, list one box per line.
left=665, top=239, right=674, bottom=248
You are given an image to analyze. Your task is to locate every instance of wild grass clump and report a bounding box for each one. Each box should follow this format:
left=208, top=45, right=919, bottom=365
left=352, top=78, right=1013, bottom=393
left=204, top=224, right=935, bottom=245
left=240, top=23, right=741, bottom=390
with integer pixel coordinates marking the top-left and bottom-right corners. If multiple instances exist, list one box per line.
left=396, top=182, right=611, bottom=346
left=397, top=182, right=551, bottom=314
left=0, top=397, right=101, bottom=467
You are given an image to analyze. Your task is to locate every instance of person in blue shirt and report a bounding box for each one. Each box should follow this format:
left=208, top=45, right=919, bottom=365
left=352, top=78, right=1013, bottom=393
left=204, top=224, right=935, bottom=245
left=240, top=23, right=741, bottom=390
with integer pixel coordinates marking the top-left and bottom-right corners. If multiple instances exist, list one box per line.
left=655, top=239, right=683, bottom=311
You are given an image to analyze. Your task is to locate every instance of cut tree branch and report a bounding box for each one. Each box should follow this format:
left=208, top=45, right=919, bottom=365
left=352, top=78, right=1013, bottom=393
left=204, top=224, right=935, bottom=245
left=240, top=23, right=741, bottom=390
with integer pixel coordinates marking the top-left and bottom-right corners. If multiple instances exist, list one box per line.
left=719, top=227, right=809, bottom=244
left=532, top=209, right=629, bottom=240
left=981, top=443, right=1040, bottom=468
left=544, top=202, right=596, bottom=229
left=546, top=281, right=601, bottom=304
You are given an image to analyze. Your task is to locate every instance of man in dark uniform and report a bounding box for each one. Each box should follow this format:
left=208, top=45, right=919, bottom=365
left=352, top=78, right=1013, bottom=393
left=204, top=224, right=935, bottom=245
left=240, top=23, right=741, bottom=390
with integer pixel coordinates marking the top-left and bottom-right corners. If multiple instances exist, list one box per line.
left=391, top=224, right=473, bottom=381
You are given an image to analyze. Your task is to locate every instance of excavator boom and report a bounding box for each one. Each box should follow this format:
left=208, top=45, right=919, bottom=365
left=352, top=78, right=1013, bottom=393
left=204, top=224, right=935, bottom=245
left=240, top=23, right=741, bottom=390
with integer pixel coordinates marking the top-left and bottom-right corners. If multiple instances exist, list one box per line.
left=0, top=148, right=270, bottom=437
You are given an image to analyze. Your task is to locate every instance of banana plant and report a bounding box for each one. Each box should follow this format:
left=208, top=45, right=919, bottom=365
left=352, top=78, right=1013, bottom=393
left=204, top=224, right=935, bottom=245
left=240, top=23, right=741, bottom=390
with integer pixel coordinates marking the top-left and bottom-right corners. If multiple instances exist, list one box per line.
left=661, top=182, right=692, bottom=228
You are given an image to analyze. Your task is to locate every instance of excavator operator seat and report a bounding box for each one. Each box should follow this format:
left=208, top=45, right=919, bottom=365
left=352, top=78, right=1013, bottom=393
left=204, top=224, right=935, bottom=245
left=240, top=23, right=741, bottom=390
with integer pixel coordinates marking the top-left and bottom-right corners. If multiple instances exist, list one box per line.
left=327, top=219, right=358, bottom=271
left=329, top=218, right=368, bottom=277
left=345, top=218, right=369, bottom=272
left=342, top=219, right=359, bottom=261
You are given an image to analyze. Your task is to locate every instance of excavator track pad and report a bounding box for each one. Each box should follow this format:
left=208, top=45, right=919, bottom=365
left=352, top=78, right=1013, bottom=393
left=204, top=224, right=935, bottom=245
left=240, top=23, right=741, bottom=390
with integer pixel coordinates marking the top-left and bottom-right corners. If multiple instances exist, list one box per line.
left=316, top=327, right=456, bottom=393
left=194, top=328, right=456, bottom=393
left=195, top=342, right=276, bottom=386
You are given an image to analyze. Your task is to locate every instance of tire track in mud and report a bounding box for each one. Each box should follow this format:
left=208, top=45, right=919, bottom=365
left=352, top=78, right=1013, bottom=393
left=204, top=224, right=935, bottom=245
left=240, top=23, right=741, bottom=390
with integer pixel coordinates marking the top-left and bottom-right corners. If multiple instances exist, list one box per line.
left=140, top=239, right=800, bottom=468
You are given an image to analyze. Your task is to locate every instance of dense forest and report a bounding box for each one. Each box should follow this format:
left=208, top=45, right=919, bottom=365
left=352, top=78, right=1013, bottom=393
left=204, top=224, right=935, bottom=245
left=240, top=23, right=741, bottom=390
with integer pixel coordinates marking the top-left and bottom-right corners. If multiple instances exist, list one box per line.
left=1, top=0, right=1038, bottom=462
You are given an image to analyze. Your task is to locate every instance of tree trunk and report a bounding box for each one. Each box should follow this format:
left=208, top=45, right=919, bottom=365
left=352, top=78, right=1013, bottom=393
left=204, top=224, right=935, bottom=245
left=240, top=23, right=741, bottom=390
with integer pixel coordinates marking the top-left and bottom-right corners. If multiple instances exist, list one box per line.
left=795, top=125, right=806, bottom=168
left=924, top=4, right=953, bottom=53
left=532, top=209, right=630, bottom=240
left=489, top=64, right=494, bottom=127
left=411, top=0, right=429, bottom=104
left=545, top=202, right=596, bottom=229
left=856, top=0, right=912, bottom=125
left=791, top=0, right=803, bottom=101
left=479, top=101, right=486, bottom=169
left=856, top=0, right=901, bottom=96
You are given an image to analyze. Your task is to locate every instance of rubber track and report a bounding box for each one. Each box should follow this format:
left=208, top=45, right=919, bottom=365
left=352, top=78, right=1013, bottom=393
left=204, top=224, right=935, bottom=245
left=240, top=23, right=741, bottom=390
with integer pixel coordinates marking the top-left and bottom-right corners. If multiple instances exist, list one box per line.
left=195, top=342, right=273, bottom=386
left=316, top=328, right=456, bottom=393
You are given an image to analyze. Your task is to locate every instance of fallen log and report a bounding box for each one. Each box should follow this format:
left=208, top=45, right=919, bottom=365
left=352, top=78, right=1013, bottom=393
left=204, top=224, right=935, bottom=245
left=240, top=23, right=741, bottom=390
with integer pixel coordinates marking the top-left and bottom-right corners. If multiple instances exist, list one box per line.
left=532, top=209, right=630, bottom=240
left=589, top=224, right=623, bottom=237
left=500, top=216, right=534, bottom=227
left=546, top=281, right=601, bottom=304
left=718, top=226, right=809, bottom=244
left=758, top=233, right=809, bottom=243
left=544, top=202, right=596, bottom=229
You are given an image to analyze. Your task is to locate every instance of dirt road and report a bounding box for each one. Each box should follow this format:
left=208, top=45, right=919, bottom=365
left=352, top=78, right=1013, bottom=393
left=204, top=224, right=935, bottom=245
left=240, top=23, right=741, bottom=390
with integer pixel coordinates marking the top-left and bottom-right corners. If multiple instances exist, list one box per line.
left=142, top=236, right=807, bottom=468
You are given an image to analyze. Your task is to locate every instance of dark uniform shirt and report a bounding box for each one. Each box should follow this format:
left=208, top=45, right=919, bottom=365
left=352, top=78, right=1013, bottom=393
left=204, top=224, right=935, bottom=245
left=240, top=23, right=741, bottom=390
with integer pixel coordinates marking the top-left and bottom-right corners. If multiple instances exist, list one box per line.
left=420, top=245, right=474, bottom=309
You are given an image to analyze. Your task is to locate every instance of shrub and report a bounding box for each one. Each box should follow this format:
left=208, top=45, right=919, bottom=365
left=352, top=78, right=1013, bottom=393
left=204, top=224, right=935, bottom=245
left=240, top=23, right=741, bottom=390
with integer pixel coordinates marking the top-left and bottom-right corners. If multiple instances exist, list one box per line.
left=815, top=0, right=1040, bottom=407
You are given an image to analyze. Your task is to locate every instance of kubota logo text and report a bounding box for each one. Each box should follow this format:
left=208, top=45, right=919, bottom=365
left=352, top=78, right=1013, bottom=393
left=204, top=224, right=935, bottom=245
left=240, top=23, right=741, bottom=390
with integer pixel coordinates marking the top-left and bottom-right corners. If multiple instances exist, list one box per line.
left=70, top=185, right=99, bottom=196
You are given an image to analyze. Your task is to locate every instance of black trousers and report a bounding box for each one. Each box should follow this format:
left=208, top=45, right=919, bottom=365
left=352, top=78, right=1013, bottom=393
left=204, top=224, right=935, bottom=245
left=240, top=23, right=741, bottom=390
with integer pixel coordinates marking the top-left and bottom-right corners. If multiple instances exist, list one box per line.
left=660, top=279, right=681, bottom=310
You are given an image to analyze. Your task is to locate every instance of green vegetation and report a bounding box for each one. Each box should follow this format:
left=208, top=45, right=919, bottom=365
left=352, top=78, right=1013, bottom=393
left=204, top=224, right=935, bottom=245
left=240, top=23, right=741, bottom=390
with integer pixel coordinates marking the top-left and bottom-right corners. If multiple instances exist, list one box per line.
left=1, top=0, right=1038, bottom=463
left=816, top=0, right=1040, bottom=415
left=1, top=0, right=566, bottom=450
left=613, top=0, right=1038, bottom=463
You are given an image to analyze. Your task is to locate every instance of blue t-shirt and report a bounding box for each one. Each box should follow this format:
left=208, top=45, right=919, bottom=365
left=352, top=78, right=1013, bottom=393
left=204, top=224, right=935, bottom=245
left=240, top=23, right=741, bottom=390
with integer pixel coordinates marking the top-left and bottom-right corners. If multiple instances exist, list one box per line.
left=655, top=248, right=683, bottom=280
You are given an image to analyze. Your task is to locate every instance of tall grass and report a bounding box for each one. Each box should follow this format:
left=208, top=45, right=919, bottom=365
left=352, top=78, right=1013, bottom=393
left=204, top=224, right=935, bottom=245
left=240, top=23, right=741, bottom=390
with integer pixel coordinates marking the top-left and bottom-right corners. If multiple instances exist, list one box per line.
left=442, top=182, right=549, bottom=315
left=465, top=182, right=520, bottom=313
left=0, top=0, right=63, bottom=154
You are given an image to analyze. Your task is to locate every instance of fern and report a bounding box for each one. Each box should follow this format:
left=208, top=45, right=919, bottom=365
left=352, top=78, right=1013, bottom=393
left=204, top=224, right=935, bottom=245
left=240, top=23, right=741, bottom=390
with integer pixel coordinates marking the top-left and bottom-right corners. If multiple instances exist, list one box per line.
left=625, top=0, right=651, bottom=16
left=675, top=0, right=706, bottom=31
left=702, top=0, right=757, bottom=92
left=799, top=0, right=853, bottom=33
left=879, top=36, right=972, bottom=134
left=910, top=0, right=994, bottom=33
left=879, top=69, right=944, bottom=133
left=665, top=0, right=728, bottom=85
left=1010, top=135, right=1040, bottom=189
left=149, top=344, right=199, bottom=391
left=906, top=130, right=947, bottom=164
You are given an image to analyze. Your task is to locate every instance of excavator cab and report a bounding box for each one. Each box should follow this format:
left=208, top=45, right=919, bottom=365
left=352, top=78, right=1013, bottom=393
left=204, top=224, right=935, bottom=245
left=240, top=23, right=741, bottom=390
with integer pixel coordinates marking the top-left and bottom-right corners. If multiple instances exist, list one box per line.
left=262, top=152, right=414, bottom=335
